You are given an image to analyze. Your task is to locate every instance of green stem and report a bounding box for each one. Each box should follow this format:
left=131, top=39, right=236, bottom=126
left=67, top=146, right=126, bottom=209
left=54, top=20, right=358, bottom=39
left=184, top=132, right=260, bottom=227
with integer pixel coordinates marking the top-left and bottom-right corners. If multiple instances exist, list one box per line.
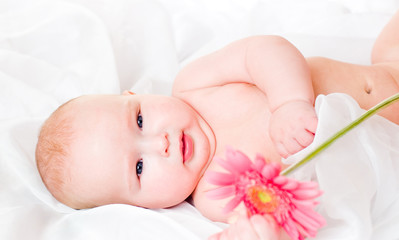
left=281, top=93, right=399, bottom=176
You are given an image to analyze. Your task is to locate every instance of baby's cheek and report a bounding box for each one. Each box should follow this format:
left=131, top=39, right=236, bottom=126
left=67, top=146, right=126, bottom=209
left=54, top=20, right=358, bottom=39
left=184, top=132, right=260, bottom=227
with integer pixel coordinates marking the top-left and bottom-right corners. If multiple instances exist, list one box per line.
left=146, top=176, right=193, bottom=208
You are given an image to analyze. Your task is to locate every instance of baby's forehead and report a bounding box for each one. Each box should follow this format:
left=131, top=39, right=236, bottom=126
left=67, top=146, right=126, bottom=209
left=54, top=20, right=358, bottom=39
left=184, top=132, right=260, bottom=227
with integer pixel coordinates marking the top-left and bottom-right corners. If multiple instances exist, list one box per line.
left=67, top=95, right=129, bottom=147
left=74, top=94, right=122, bottom=106
left=65, top=95, right=125, bottom=117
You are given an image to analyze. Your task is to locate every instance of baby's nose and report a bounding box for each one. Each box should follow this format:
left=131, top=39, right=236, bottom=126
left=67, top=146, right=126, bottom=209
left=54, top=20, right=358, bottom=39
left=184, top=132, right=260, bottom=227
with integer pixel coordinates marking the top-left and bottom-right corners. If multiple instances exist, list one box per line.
left=143, top=133, right=169, bottom=157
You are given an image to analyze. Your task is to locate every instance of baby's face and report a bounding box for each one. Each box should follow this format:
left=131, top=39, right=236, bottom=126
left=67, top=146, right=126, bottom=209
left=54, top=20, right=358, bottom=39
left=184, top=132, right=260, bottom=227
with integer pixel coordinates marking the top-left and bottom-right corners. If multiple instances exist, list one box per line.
left=67, top=94, right=215, bottom=209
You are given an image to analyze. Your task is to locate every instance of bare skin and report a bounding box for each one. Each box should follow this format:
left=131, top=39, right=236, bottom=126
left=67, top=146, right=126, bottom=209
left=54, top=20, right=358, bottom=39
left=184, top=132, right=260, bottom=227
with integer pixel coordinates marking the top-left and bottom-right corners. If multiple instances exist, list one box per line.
left=171, top=10, right=399, bottom=239
left=307, top=57, right=399, bottom=123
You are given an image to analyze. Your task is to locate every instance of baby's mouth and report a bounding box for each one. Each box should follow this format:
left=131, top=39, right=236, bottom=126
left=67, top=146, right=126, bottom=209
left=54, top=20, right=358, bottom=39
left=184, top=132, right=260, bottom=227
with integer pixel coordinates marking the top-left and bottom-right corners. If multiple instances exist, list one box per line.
left=181, top=132, right=193, bottom=163
left=181, top=134, right=185, bottom=161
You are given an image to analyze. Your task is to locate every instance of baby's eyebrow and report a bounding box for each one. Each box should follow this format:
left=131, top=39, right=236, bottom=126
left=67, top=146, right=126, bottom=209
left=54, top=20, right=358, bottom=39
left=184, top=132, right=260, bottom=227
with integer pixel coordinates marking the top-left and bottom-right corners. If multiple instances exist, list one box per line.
left=125, top=99, right=135, bottom=130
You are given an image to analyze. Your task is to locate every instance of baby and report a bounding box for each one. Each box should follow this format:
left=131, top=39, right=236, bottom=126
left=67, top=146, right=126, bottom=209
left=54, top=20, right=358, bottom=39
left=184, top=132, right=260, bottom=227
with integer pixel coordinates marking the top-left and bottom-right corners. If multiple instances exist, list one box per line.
left=36, top=11, right=399, bottom=240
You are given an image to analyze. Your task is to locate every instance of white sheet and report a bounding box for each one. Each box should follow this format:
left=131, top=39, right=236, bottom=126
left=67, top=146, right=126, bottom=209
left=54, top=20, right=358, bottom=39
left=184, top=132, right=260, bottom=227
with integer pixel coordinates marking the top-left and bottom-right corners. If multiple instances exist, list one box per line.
left=285, top=94, right=399, bottom=240
left=1, top=0, right=399, bottom=239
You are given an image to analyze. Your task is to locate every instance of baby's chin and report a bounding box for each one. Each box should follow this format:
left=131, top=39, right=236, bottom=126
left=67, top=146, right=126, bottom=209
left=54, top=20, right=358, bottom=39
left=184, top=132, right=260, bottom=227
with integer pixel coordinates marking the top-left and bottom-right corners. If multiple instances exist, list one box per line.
left=137, top=188, right=198, bottom=209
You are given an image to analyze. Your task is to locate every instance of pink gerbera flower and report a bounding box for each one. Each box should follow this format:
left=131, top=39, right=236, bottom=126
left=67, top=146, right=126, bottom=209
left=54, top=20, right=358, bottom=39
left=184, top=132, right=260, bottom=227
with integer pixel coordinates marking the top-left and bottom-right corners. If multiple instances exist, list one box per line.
left=205, top=148, right=325, bottom=240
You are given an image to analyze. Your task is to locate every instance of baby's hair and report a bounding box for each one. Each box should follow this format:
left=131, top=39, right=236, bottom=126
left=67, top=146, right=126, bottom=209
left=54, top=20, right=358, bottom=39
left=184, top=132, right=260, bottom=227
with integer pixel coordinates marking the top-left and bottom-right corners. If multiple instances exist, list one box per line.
left=35, top=98, right=78, bottom=207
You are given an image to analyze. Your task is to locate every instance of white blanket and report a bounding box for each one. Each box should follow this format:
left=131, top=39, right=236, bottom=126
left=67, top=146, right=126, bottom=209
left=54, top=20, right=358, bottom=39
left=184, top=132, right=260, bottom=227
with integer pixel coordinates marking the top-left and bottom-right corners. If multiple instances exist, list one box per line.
left=1, top=0, right=398, bottom=239
left=285, top=94, right=399, bottom=240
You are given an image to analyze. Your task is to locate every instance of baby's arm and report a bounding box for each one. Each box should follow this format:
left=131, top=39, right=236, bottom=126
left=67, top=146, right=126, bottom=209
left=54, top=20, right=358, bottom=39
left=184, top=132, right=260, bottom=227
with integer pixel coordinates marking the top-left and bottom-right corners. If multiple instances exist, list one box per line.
left=173, top=36, right=317, bottom=157
left=209, top=214, right=285, bottom=240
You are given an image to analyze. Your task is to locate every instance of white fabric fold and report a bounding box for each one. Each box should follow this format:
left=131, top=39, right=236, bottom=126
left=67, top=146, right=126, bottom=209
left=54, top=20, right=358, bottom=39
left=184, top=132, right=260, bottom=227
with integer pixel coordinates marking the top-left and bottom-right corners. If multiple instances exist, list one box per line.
left=285, top=94, right=399, bottom=240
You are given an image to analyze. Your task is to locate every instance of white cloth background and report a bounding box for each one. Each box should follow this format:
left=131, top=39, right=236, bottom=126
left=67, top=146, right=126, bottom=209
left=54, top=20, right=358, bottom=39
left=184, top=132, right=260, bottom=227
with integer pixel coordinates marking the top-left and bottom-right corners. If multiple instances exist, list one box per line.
left=1, top=0, right=399, bottom=239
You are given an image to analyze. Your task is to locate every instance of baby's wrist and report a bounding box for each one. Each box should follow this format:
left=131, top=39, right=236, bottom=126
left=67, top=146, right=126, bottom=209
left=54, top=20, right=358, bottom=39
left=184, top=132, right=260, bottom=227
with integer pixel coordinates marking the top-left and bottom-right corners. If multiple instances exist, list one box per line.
left=271, top=99, right=313, bottom=113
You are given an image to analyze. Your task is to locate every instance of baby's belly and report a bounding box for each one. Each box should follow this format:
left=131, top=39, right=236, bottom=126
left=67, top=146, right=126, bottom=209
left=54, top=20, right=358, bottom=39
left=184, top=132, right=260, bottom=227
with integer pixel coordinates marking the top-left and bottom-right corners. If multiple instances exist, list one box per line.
left=307, top=57, right=399, bottom=124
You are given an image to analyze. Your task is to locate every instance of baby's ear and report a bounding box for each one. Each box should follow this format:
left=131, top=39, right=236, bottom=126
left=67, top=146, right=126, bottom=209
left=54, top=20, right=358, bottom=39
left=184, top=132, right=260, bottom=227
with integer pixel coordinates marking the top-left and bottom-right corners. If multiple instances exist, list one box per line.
left=122, top=90, right=135, bottom=96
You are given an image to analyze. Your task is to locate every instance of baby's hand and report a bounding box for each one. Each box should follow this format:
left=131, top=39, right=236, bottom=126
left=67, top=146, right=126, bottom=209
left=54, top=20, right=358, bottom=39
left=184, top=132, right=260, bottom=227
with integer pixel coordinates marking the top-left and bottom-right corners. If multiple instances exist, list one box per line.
left=208, top=214, right=280, bottom=240
left=269, top=100, right=318, bottom=158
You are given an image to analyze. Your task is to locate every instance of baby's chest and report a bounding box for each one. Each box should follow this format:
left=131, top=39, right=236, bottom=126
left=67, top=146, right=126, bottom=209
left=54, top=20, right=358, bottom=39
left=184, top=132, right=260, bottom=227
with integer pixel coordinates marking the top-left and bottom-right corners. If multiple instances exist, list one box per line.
left=191, top=85, right=283, bottom=221
left=197, top=84, right=279, bottom=161
left=191, top=86, right=270, bottom=220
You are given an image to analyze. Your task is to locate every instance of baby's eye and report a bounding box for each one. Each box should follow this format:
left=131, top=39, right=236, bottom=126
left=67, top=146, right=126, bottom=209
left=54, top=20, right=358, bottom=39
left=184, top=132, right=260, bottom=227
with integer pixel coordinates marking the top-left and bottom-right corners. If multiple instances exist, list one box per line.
left=136, top=160, right=143, bottom=177
left=137, top=112, right=143, bottom=129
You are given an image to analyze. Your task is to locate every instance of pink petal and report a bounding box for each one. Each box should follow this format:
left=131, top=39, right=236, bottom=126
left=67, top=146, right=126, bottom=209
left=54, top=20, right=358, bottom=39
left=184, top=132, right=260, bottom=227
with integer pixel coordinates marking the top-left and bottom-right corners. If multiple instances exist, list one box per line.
left=225, top=148, right=252, bottom=172
left=273, top=175, right=288, bottom=186
left=255, top=154, right=267, bottom=163
left=294, top=203, right=326, bottom=227
left=291, top=198, right=319, bottom=208
left=301, top=225, right=320, bottom=237
left=291, top=208, right=322, bottom=235
left=223, top=194, right=244, bottom=213
left=205, top=171, right=235, bottom=186
left=252, top=155, right=265, bottom=172
left=261, top=163, right=280, bottom=179
left=214, top=149, right=252, bottom=175
left=206, top=185, right=236, bottom=200
left=294, top=223, right=316, bottom=239
left=299, top=181, right=319, bottom=189
left=274, top=211, right=283, bottom=223
left=282, top=217, right=302, bottom=240
left=280, top=178, right=300, bottom=190
left=271, top=162, right=281, bottom=171
left=292, top=188, right=323, bottom=200
left=216, top=159, right=239, bottom=175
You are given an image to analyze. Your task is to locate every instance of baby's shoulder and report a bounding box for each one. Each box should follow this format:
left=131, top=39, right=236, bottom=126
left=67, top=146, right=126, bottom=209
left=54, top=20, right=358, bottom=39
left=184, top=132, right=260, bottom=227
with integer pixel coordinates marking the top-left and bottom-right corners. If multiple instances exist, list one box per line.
left=173, top=83, right=268, bottom=122
left=191, top=180, right=230, bottom=223
left=191, top=158, right=247, bottom=223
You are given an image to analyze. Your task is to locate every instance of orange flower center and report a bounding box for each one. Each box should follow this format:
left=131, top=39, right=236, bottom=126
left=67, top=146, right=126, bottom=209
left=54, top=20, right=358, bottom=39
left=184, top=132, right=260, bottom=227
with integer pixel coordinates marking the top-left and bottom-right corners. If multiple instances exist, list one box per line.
left=247, top=185, right=279, bottom=214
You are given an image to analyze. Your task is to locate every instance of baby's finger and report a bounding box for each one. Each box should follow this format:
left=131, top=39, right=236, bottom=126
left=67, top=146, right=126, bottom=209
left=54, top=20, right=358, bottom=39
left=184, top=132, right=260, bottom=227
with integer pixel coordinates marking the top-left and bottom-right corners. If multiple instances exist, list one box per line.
left=236, top=215, right=259, bottom=239
left=208, top=233, right=220, bottom=240
left=284, top=137, right=303, bottom=155
left=275, top=142, right=289, bottom=158
left=209, top=228, right=234, bottom=240
left=250, top=215, right=279, bottom=240
left=295, top=129, right=315, bottom=147
left=215, top=229, right=229, bottom=240
left=305, top=116, right=318, bottom=134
